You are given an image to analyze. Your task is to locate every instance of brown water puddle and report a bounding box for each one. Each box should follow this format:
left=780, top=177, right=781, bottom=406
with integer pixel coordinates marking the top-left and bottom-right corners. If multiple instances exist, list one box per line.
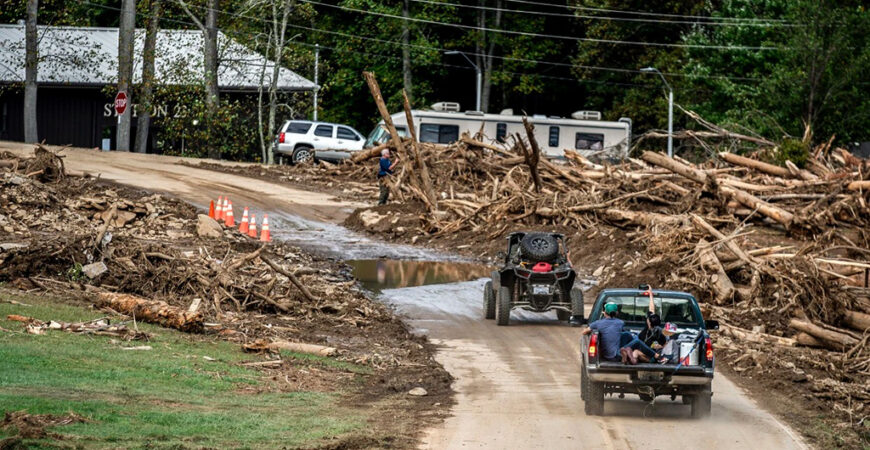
left=347, top=259, right=491, bottom=291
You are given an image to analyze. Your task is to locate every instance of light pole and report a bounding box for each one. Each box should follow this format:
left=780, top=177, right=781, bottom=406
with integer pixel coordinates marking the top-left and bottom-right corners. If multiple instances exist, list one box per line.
left=313, top=44, right=319, bottom=121
left=445, top=50, right=481, bottom=111
left=641, top=67, right=673, bottom=158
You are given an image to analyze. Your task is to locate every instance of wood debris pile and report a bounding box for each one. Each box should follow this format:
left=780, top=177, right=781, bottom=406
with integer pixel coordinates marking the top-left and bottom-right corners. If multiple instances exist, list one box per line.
left=5, top=313, right=150, bottom=340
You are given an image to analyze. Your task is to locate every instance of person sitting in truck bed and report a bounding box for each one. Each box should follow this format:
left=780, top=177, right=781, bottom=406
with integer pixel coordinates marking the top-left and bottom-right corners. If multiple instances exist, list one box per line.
left=581, top=302, right=624, bottom=362
left=630, top=291, right=666, bottom=363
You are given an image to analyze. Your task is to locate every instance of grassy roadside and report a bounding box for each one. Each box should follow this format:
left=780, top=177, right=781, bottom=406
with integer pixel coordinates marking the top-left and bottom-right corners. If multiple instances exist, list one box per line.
left=0, top=290, right=368, bottom=449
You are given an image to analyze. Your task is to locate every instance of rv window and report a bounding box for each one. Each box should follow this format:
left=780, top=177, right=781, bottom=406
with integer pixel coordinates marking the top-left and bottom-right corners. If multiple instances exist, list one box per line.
left=420, top=124, right=460, bottom=144
left=548, top=126, right=560, bottom=147
left=287, top=121, right=312, bottom=134
left=575, top=133, right=604, bottom=150
left=314, top=125, right=333, bottom=138
left=496, top=123, right=507, bottom=143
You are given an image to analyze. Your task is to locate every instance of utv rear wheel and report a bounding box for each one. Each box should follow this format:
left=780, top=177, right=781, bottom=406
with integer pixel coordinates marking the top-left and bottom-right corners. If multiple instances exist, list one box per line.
left=584, top=377, right=604, bottom=416
left=570, top=288, right=584, bottom=318
left=496, top=286, right=511, bottom=326
left=690, top=387, right=712, bottom=418
left=556, top=309, right=571, bottom=321
left=483, top=281, right=496, bottom=320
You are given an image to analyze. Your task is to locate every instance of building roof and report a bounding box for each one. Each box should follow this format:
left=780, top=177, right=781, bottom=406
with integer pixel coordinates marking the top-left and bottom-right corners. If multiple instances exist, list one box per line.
left=0, top=24, right=316, bottom=91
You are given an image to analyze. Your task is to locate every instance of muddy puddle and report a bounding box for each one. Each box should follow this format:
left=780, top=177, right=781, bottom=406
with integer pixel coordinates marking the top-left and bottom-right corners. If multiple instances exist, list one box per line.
left=348, top=259, right=491, bottom=292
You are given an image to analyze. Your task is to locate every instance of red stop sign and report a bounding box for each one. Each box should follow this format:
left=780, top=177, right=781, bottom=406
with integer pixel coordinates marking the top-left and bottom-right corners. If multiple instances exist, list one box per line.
left=114, top=91, right=128, bottom=116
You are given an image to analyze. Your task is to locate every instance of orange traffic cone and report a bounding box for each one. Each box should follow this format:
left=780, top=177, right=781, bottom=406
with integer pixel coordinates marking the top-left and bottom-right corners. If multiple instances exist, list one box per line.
left=214, top=196, right=223, bottom=221
left=247, top=214, right=258, bottom=238
left=208, top=200, right=216, bottom=219
left=239, top=207, right=250, bottom=234
left=259, top=214, right=271, bottom=242
left=225, top=201, right=235, bottom=227
left=221, top=197, right=229, bottom=221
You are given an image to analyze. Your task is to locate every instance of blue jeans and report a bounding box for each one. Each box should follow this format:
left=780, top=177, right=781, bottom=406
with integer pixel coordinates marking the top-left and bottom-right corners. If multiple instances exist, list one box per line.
left=619, top=332, right=657, bottom=359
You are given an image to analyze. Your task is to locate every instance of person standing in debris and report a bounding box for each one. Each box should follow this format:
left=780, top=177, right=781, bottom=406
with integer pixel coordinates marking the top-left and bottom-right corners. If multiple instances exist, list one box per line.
left=377, top=149, right=398, bottom=205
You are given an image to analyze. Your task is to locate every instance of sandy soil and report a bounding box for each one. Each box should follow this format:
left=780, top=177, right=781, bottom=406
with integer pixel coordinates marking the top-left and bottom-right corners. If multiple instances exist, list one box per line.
left=3, top=142, right=808, bottom=449
left=0, top=142, right=362, bottom=223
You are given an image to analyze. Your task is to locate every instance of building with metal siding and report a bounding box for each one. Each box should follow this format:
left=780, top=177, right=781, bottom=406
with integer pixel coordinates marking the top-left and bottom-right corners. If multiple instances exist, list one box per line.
left=0, top=24, right=316, bottom=150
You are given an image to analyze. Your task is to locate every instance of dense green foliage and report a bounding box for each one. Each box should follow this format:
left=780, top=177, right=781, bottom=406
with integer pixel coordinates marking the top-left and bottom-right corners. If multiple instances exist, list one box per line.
left=4, top=0, right=867, bottom=159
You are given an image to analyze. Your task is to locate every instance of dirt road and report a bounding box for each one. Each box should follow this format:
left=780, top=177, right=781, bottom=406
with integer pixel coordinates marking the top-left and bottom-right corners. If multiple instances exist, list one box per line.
left=6, top=143, right=807, bottom=449
left=381, top=281, right=807, bottom=449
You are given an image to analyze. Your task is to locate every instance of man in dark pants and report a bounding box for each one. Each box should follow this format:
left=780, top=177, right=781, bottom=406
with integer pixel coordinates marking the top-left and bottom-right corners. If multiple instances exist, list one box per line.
left=377, top=149, right=398, bottom=205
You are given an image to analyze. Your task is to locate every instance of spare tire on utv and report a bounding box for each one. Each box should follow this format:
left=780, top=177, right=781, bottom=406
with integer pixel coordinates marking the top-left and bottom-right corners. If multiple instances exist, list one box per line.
left=519, top=232, right=559, bottom=262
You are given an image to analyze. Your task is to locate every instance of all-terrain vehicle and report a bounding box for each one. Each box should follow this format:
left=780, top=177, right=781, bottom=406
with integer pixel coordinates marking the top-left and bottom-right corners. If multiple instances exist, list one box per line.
left=483, top=232, right=583, bottom=326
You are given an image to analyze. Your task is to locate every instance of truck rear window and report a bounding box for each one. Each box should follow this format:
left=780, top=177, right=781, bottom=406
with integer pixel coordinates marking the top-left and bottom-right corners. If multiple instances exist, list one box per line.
left=600, top=295, right=699, bottom=326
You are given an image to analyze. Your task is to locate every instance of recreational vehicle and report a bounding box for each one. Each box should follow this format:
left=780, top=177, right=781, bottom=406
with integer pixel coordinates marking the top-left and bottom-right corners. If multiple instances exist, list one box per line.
left=364, top=103, right=632, bottom=160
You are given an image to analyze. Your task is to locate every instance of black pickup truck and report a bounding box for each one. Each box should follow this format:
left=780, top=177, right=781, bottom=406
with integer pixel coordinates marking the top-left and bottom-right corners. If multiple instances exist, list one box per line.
left=579, top=288, right=719, bottom=418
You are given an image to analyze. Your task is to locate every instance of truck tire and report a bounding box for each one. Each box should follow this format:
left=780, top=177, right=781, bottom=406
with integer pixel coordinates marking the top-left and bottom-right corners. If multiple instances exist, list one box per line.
left=496, top=285, right=511, bottom=326
left=584, top=377, right=604, bottom=416
left=570, top=287, right=584, bottom=317
left=519, top=233, right=559, bottom=262
left=556, top=309, right=571, bottom=321
left=292, top=146, right=313, bottom=164
left=690, top=387, right=712, bottom=418
left=483, top=281, right=496, bottom=320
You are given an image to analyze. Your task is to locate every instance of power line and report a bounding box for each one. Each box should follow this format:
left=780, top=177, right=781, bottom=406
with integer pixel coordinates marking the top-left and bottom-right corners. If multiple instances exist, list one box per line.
left=503, top=0, right=789, bottom=23
left=409, top=0, right=795, bottom=27
left=297, top=0, right=782, bottom=51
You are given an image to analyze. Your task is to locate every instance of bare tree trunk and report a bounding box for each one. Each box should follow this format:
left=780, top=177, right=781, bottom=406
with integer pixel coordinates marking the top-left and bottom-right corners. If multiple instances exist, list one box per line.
left=401, top=0, right=412, bottom=103
left=134, top=0, right=162, bottom=154
left=257, top=31, right=271, bottom=164
left=266, top=0, right=293, bottom=165
left=116, top=0, right=135, bottom=152
left=204, top=0, right=220, bottom=159
left=23, top=0, right=38, bottom=143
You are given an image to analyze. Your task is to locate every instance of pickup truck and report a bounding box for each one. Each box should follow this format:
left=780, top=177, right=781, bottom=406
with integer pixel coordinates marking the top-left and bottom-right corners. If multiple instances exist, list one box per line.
left=579, top=288, right=719, bottom=418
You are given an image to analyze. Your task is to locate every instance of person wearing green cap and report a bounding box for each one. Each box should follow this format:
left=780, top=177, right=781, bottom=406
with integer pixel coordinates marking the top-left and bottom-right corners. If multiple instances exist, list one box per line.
left=581, top=302, right=625, bottom=362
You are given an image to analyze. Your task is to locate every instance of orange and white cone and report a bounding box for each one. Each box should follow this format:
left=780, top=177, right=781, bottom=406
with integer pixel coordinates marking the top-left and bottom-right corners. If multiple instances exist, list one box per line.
left=214, top=196, right=223, bottom=221
left=208, top=200, right=216, bottom=219
left=239, top=207, right=250, bottom=234
left=247, top=214, right=258, bottom=238
left=259, top=214, right=271, bottom=242
left=225, top=201, right=235, bottom=227
left=221, top=197, right=230, bottom=221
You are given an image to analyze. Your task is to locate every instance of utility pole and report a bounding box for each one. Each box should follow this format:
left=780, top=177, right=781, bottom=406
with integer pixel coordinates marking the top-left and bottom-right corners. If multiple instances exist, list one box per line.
left=641, top=67, right=674, bottom=158
left=23, top=0, right=38, bottom=143
left=313, top=44, right=319, bottom=121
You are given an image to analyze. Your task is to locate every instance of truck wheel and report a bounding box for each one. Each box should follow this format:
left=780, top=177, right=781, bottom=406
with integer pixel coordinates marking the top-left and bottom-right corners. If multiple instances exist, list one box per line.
left=519, top=233, right=559, bottom=262
left=584, top=377, right=604, bottom=416
left=483, top=281, right=496, bottom=320
left=496, top=285, right=511, bottom=326
left=292, top=146, right=313, bottom=164
left=556, top=309, right=571, bottom=321
left=570, top=287, right=584, bottom=318
left=690, top=387, right=712, bottom=418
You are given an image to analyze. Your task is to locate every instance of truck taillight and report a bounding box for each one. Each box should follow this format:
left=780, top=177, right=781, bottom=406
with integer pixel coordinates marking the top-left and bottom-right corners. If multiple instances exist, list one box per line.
left=705, top=337, right=713, bottom=361
left=588, top=334, right=598, bottom=359
left=279, top=132, right=285, bottom=143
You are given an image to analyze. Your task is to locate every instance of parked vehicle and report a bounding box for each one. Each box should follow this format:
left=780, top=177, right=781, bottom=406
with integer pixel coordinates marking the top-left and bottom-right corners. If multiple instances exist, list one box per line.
left=483, top=232, right=584, bottom=326
left=579, top=287, right=719, bottom=418
left=273, top=120, right=366, bottom=164
left=366, top=102, right=632, bottom=160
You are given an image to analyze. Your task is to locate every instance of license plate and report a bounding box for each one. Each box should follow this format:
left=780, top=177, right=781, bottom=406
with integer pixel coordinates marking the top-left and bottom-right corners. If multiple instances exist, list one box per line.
left=532, top=285, right=549, bottom=295
left=637, top=371, right=663, bottom=381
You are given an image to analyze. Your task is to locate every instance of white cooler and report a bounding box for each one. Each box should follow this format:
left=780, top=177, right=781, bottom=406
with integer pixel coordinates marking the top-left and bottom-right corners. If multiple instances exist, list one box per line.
left=679, top=341, right=700, bottom=366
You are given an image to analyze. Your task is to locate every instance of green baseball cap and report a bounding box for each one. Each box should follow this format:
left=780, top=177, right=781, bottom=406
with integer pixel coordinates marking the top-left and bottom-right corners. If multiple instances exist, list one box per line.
left=604, top=302, right=619, bottom=314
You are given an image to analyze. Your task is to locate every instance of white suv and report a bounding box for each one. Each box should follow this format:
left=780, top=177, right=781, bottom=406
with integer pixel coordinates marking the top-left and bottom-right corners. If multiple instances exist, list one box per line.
left=273, top=120, right=366, bottom=164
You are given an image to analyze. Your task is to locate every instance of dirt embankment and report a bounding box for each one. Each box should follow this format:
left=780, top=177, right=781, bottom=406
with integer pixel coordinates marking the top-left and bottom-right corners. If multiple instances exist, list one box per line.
left=0, top=147, right=453, bottom=447
left=183, top=141, right=869, bottom=447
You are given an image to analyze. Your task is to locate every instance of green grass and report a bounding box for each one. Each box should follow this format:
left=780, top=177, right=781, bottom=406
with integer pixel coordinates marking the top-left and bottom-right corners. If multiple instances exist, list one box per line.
left=0, top=291, right=365, bottom=449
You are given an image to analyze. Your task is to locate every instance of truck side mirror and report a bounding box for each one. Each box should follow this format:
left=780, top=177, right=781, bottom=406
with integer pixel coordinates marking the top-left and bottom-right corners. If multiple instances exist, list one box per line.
left=705, top=320, right=720, bottom=330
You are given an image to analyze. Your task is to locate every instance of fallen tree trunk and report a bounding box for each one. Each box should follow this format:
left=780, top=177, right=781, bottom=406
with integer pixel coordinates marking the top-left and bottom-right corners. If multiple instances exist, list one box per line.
left=794, top=332, right=827, bottom=348
left=788, top=318, right=859, bottom=351
left=697, top=239, right=735, bottom=304
left=719, top=185, right=795, bottom=228
left=641, top=151, right=709, bottom=185
left=350, top=140, right=393, bottom=163
left=243, top=338, right=337, bottom=357
left=718, top=152, right=790, bottom=178
left=690, top=214, right=757, bottom=267
left=843, top=310, right=870, bottom=332
left=720, top=323, right=796, bottom=346
left=95, top=292, right=203, bottom=333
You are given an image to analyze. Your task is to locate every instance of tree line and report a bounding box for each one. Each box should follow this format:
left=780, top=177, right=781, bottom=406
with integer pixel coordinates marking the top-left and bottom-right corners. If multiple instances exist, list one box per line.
left=4, top=0, right=868, bottom=161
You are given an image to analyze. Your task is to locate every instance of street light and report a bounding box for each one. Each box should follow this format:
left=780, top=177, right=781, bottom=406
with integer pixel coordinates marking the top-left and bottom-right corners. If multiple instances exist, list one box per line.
left=445, top=50, right=482, bottom=111
left=641, top=67, right=674, bottom=158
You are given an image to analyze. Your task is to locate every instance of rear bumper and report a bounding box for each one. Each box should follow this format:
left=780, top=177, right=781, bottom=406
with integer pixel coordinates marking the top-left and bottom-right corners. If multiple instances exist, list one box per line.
left=587, top=364, right=713, bottom=386
left=588, top=372, right=711, bottom=385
